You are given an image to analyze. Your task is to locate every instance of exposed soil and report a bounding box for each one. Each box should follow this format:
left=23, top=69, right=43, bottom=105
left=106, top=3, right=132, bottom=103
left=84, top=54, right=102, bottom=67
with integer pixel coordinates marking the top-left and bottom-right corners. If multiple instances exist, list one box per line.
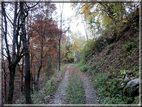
left=74, top=66, right=100, bottom=104
left=49, top=64, right=100, bottom=104
left=49, top=65, right=71, bottom=104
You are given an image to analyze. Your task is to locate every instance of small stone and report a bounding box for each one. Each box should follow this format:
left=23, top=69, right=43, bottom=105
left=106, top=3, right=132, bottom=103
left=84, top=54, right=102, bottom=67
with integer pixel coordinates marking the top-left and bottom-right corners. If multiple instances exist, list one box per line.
left=134, top=96, right=139, bottom=100
left=121, top=83, right=125, bottom=87
left=44, top=95, right=50, bottom=100
left=123, top=76, right=129, bottom=82
left=39, top=101, right=42, bottom=103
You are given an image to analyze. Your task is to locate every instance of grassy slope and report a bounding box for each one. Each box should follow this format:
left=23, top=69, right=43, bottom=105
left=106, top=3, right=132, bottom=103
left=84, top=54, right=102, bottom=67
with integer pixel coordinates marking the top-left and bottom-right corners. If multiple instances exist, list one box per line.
left=15, top=65, right=66, bottom=104
left=78, top=28, right=139, bottom=104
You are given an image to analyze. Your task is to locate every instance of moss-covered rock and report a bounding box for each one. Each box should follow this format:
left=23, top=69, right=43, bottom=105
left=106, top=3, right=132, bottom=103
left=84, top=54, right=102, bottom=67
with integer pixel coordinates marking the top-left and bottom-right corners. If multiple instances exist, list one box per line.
left=123, top=78, right=139, bottom=97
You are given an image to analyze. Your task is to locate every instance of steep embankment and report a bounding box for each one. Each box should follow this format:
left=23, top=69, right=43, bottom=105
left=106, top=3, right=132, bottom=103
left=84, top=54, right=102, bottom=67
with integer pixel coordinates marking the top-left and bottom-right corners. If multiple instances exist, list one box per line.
left=78, top=28, right=139, bottom=104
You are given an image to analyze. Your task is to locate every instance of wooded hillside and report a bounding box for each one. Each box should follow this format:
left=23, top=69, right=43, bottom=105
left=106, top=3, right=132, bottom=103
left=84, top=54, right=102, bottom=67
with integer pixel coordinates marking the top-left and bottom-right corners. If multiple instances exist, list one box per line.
left=76, top=2, right=140, bottom=104
left=1, top=1, right=141, bottom=105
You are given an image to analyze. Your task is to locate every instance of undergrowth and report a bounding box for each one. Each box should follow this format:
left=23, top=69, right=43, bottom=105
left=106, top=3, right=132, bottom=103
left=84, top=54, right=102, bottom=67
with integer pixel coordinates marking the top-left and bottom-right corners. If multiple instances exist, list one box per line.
left=92, top=73, right=136, bottom=104
left=122, top=42, right=135, bottom=52
left=65, top=72, right=86, bottom=104
left=15, top=65, right=66, bottom=104
left=79, top=65, right=88, bottom=72
left=77, top=26, right=139, bottom=104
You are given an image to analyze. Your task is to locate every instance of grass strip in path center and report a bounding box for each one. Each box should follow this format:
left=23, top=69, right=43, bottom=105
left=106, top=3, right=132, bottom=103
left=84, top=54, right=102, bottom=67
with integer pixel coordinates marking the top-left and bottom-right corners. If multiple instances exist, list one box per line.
left=65, top=71, right=86, bottom=104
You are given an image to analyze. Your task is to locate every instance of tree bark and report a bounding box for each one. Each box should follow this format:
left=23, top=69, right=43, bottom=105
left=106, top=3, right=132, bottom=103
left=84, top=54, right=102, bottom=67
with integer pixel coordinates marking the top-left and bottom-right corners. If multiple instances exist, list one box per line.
left=20, top=2, right=32, bottom=104
left=2, top=2, right=17, bottom=104
left=2, top=2, right=37, bottom=104
left=4, top=63, right=7, bottom=103
left=84, top=14, right=88, bottom=43
left=7, top=66, right=16, bottom=104
left=36, top=39, right=43, bottom=91
left=7, top=3, right=17, bottom=103
left=21, top=58, right=24, bottom=92
left=59, top=3, right=64, bottom=71
left=2, top=52, right=7, bottom=103
left=59, top=38, right=61, bottom=71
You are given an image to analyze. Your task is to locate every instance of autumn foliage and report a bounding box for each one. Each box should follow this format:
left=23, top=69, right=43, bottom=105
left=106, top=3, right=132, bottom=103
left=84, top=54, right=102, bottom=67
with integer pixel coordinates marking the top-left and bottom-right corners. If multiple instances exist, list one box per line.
left=2, top=2, right=63, bottom=104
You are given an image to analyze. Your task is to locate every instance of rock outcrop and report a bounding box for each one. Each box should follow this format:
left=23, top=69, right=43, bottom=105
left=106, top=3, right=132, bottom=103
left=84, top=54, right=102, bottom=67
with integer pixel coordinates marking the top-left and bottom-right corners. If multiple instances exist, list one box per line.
left=123, top=78, right=139, bottom=97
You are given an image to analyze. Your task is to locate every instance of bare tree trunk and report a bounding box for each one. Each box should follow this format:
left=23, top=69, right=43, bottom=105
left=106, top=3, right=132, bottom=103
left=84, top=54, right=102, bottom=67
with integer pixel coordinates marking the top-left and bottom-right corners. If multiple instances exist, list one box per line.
left=2, top=53, right=7, bottom=103
left=59, top=3, right=64, bottom=71
left=59, top=38, right=61, bottom=71
left=83, top=14, right=89, bottom=43
left=84, top=22, right=88, bottom=42
left=2, top=2, right=18, bottom=104
left=2, top=2, right=38, bottom=104
left=21, top=58, right=24, bottom=92
left=7, top=66, right=16, bottom=104
left=7, top=2, right=18, bottom=104
left=3, top=62, right=7, bottom=103
left=20, top=2, right=32, bottom=104
left=36, top=34, right=43, bottom=91
left=30, top=52, right=34, bottom=93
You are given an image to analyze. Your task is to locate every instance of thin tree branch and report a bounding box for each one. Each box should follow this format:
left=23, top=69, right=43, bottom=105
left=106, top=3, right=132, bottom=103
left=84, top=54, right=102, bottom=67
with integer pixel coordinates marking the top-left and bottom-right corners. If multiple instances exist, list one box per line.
left=0, top=50, right=8, bottom=58
left=5, top=13, right=14, bottom=26
left=25, top=2, right=40, bottom=10
left=2, top=3, right=11, bottom=63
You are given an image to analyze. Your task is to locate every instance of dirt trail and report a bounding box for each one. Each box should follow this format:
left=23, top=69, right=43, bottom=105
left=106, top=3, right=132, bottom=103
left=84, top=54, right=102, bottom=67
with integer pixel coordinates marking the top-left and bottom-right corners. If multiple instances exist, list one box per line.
left=49, top=65, right=70, bottom=104
left=49, top=64, right=99, bottom=104
left=74, top=66, right=100, bottom=104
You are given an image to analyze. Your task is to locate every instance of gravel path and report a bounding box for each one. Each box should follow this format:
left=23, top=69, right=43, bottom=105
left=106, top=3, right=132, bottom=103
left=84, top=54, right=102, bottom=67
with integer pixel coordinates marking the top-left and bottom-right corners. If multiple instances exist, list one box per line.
left=49, top=65, right=70, bottom=104
left=49, top=64, right=99, bottom=104
left=75, top=66, right=100, bottom=104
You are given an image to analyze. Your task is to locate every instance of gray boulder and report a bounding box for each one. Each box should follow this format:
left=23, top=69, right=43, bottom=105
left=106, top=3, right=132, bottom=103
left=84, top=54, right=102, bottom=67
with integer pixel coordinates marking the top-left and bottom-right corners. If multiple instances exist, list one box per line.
left=123, top=78, right=139, bottom=97
left=127, top=78, right=139, bottom=87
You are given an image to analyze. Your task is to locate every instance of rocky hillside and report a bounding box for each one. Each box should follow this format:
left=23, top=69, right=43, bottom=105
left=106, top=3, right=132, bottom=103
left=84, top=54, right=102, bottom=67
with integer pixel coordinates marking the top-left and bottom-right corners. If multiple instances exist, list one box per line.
left=77, top=23, right=140, bottom=104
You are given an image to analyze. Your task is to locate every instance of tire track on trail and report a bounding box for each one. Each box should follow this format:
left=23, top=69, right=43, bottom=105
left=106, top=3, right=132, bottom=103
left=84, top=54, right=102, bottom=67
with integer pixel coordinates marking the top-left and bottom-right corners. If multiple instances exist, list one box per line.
left=49, top=65, right=70, bottom=104
left=75, top=66, right=100, bottom=104
left=49, top=64, right=99, bottom=104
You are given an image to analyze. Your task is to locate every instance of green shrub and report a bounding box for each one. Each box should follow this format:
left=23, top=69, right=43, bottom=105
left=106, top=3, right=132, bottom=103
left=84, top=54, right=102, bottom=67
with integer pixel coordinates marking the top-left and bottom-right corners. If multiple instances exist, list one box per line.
left=89, top=60, right=92, bottom=66
left=93, top=67, right=98, bottom=74
left=79, top=65, right=88, bottom=72
left=93, top=73, right=135, bottom=104
left=77, top=58, right=85, bottom=67
left=77, top=36, right=112, bottom=67
left=87, top=68, right=92, bottom=75
left=77, top=50, right=86, bottom=68
left=122, top=42, right=135, bottom=52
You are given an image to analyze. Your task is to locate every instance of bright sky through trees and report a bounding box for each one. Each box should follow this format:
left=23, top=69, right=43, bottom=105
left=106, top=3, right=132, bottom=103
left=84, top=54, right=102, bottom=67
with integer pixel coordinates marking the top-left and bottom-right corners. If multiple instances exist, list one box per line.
left=54, top=3, right=86, bottom=39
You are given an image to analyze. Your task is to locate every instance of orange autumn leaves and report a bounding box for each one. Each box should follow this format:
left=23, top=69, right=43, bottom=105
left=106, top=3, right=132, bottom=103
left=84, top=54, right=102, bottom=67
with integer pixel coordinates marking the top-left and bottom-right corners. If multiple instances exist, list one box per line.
left=29, top=16, right=60, bottom=57
left=28, top=10, right=60, bottom=76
